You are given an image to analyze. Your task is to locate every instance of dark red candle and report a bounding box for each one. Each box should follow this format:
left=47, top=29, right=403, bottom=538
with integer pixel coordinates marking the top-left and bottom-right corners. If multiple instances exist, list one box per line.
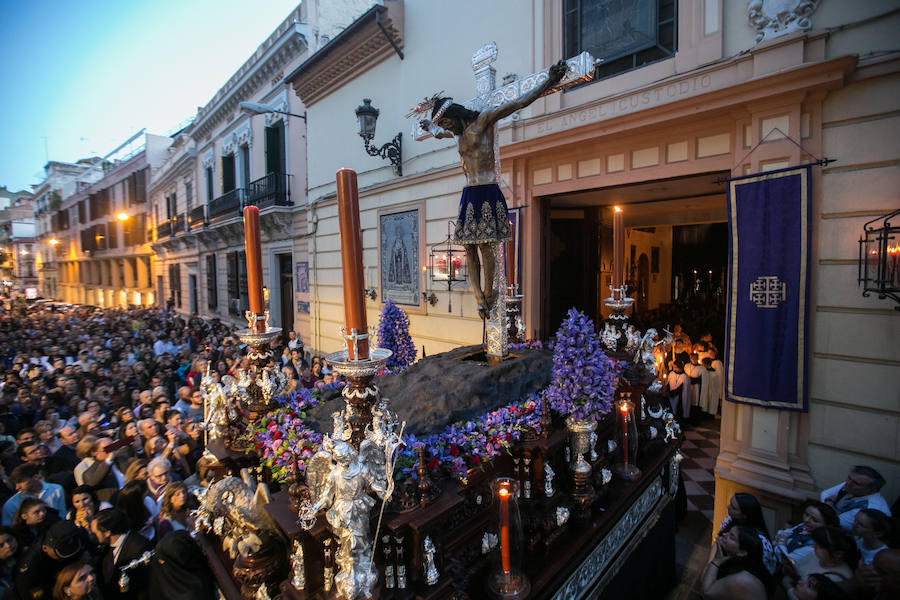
left=336, top=169, right=369, bottom=360
left=243, top=205, right=265, bottom=332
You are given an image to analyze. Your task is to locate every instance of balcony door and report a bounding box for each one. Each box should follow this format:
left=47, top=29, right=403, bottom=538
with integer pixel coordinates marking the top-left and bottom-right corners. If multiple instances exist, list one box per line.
left=265, top=121, right=285, bottom=176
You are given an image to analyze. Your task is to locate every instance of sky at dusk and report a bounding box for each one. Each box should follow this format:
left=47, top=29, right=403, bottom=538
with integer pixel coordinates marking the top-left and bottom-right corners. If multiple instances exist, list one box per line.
left=0, top=0, right=300, bottom=192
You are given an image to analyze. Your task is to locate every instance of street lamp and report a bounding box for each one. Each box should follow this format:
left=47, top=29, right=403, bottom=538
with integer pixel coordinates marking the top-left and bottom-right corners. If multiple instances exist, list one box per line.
left=117, top=213, right=129, bottom=221
left=238, top=101, right=306, bottom=121
left=48, top=239, right=60, bottom=245
left=355, top=99, right=402, bottom=176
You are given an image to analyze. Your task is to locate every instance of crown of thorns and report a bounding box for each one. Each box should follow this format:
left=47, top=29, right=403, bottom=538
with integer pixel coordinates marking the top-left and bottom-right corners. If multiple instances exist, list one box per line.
left=406, top=92, right=453, bottom=120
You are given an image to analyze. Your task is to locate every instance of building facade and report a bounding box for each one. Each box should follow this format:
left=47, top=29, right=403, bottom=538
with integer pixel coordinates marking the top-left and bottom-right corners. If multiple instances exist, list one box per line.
left=0, top=186, right=36, bottom=297
left=151, top=0, right=373, bottom=339
left=56, top=133, right=171, bottom=308
left=288, top=0, right=900, bottom=533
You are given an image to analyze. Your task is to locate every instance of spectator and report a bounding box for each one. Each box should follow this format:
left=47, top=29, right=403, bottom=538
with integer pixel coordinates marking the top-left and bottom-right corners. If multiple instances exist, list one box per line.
left=116, top=480, right=156, bottom=541
left=82, top=437, right=130, bottom=502
left=2, top=462, right=67, bottom=525
left=852, top=508, right=892, bottom=566
left=701, top=525, right=770, bottom=599
left=783, top=526, right=859, bottom=597
left=775, top=501, right=841, bottom=567
left=16, top=520, right=88, bottom=600
left=0, top=525, right=19, bottom=592
left=52, top=560, right=99, bottom=600
left=791, top=573, right=851, bottom=600
left=12, top=497, right=53, bottom=550
left=719, top=492, right=777, bottom=575
left=821, top=466, right=892, bottom=530
left=67, top=485, right=107, bottom=532
left=91, top=508, right=152, bottom=600
left=156, top=482, right=194, bottom=538
left=149, top=530, right=216, bottom=600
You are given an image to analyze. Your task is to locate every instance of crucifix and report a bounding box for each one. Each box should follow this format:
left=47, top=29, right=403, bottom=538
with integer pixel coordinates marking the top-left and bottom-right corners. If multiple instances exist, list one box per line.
left=410, top=43, right=600, bottom=361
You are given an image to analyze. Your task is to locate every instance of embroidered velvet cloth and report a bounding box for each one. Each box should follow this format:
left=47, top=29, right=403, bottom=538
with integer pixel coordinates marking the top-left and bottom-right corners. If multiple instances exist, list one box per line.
left=453, top=183, right=512, bottom=244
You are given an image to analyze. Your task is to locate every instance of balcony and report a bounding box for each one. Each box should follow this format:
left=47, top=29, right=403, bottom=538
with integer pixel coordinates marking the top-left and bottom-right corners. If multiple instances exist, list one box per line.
left=208, top=188, right=243, bottom=221
left=173, top=213, right=184, bottom=234
left=156, top=220, right=172, bottom=239
left=246, top=172, right=292, bottom=209
left=189, top=205, right=207, bottom=229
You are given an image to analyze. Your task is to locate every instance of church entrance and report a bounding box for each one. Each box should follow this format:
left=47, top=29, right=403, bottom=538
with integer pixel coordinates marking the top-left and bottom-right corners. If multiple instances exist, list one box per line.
left=540, top=171, right=729, bottom=345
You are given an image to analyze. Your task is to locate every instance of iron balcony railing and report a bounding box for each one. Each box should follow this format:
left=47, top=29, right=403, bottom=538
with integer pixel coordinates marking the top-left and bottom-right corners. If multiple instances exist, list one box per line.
left=172, top=213, right=184, bottom=234
left=156, top=220, right=172, bottom=239
left=208, top=188, right=243, bottom=221
left=246, top=172, right=292, bottom=209
left=189, top=205, right=206, bottom=229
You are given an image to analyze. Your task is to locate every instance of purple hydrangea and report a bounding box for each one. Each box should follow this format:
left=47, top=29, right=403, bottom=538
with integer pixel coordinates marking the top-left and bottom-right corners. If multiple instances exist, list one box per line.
left=377, top=299, right=417, bottom=371
left=544, top=308, right=618, bottom=421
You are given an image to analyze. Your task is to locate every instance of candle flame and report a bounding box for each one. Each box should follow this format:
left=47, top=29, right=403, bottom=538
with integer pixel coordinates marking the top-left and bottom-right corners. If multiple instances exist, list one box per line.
left=619, top=402, right=629, bottom=414
left=614, top=205, right=623, bottom=213
left=499, top=487, right=511, bottom=497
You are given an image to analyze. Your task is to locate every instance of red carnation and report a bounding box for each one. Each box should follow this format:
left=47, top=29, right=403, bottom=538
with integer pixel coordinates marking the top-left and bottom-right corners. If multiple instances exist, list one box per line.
left=427, top=457, right=439, bottom=470
left=472, top=455, right=481, bottom=465
left=450, top=445, right=460, bottom=457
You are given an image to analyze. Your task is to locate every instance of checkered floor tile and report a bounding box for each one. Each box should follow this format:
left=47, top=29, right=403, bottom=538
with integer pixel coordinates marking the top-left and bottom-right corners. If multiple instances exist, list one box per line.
left=681, top=419, right=720, bottom=523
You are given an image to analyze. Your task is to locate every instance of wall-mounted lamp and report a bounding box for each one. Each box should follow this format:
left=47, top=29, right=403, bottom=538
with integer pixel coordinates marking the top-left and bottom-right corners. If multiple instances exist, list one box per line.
left=239, top=101, right=307, bottom=121
left=859, top=208, right=900, bottom=310
left=355, top=99, right=402, bottom=176
left=48, top=239, right=60, bottom=246
left=117, top=213, right=130, bottom=221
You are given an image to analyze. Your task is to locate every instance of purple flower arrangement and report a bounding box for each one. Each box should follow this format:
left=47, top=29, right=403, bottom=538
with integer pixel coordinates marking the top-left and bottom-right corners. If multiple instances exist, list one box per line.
left=543, top=308, right=619, bottom=421
left=377, top=299, right=417, bottom=371
left=508, top=339, right=544, bottom=351
left=394, top=395, right=543, bottom=485
left=241, top=388, right=324, bottom=483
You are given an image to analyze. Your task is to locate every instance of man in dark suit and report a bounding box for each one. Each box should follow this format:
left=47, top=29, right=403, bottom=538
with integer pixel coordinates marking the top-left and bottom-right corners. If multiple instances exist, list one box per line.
left=82, top=438, right=131, bottom=503
left=91, top=508, right=152, bottom=600
left=47, top=425, right=80, bottom=473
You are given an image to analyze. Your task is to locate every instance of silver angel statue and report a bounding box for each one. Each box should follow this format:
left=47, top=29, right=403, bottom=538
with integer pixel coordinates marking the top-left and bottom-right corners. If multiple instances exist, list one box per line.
left=200, top=373, right=231, bottom=444
left=624, top=324, right=642, bottom=355
left=299, top=406, right=403, bottom=600
left=601, top=322, right=621, bottom=351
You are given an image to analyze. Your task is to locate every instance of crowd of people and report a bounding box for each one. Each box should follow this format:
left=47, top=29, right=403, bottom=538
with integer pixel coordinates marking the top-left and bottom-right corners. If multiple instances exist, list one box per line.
left=700, top=466, right=898, bottom=600
left=0, top=302, right=325, bottom=599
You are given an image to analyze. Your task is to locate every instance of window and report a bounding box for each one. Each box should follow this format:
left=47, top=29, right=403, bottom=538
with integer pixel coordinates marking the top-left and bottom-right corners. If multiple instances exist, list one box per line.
left=206, top=167, right=214, bottom=203
left=226, top=251, right=248, bottom=317
left=240, top=145, right=251, bottom=188
left=222, top=154, right=236, bottom=192
left=206, top=254, right=218, bottom=310
left=106, top=221, right=118, bottom=249
left=169, top=263, right=182, bottom=308
left=564, top=0, right=676, bottom=81
left=265, top=122, right=285, bottom=175
left=185, top=182, right=193, bottom=211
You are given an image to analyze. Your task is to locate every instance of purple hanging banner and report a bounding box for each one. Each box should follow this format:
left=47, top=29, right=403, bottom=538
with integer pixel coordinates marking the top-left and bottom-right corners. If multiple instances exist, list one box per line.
left=725, top=166, right=811, bottom=411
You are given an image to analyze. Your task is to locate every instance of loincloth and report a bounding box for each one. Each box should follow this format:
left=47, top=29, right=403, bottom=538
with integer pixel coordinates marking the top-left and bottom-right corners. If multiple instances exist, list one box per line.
left=453, top=183, right=512, bottom=245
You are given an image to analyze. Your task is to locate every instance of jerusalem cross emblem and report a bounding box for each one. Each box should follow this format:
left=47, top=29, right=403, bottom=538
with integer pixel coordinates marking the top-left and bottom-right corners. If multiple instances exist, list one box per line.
left=750, top=276, right=786, bottom=308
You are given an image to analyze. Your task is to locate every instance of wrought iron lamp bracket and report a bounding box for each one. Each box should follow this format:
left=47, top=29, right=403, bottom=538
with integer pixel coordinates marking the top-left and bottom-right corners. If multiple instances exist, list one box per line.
left=363, top=133, right=403, bottom=176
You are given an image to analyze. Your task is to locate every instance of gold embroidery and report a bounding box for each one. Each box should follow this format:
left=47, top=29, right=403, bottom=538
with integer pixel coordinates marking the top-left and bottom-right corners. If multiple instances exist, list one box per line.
left=750, top=275, right=786, bottom=308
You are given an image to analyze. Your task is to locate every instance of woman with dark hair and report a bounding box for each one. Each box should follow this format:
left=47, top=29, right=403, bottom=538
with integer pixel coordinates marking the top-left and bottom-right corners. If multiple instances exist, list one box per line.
left=701, top=525, right=771, bottom=599
left=720, top=492, right=777, bottom=574
left=157, top=482, right=194, bottom=537
left=852, top=508, right=892, bottom=565
left=792, top=573, right=851, bottom=600
left=67, top=485, right=108, bottom=532
left=149, top=530, right=215, bottom=600
left=783, top=526, right=858, bottom=598
left=776, top=501, right=841, bottom=566
left=0, top=525, right=20, bottom=592
left=116, top=479, right=155, bottom=541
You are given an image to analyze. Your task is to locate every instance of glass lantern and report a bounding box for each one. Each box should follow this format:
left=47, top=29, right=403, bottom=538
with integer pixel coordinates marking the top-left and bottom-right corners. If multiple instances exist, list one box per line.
left=488, top=478, right=530, bottom=599
left=612, top=396, right=641, bottom=481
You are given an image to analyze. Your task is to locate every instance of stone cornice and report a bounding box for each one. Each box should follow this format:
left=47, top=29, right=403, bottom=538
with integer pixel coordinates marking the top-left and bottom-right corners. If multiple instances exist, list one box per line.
left=285, top=2, right=404, bottom=107
left=192, top=25, right=308, bottom=142
left=149, top=149, right=196, bottom=194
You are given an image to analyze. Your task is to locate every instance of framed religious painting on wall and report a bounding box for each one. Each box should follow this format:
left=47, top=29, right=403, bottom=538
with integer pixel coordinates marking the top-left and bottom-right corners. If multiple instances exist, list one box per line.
left=378, top=203, right=425, bottom=311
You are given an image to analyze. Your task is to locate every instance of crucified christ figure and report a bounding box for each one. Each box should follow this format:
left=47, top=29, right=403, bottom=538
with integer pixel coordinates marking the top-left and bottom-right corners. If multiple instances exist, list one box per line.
left=420, top=60, right=567, bottom=317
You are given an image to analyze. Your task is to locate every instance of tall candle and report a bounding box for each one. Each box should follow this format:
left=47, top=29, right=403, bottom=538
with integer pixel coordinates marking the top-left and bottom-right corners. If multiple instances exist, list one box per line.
left=613, top=206, right=624, bottom=288
left=505, top=220, right=516, bottom=289
left=243, top=205, right=265, bottom=331
left=499, top=486, right=511, bottom=573
left=336, top=169, right=369, bottom=360
left=619, top=401, right=629, bottom=466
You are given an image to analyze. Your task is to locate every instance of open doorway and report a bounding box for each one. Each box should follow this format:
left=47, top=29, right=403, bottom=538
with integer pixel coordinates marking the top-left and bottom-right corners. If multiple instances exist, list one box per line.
left=540, top=171, right=729, bottom=348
